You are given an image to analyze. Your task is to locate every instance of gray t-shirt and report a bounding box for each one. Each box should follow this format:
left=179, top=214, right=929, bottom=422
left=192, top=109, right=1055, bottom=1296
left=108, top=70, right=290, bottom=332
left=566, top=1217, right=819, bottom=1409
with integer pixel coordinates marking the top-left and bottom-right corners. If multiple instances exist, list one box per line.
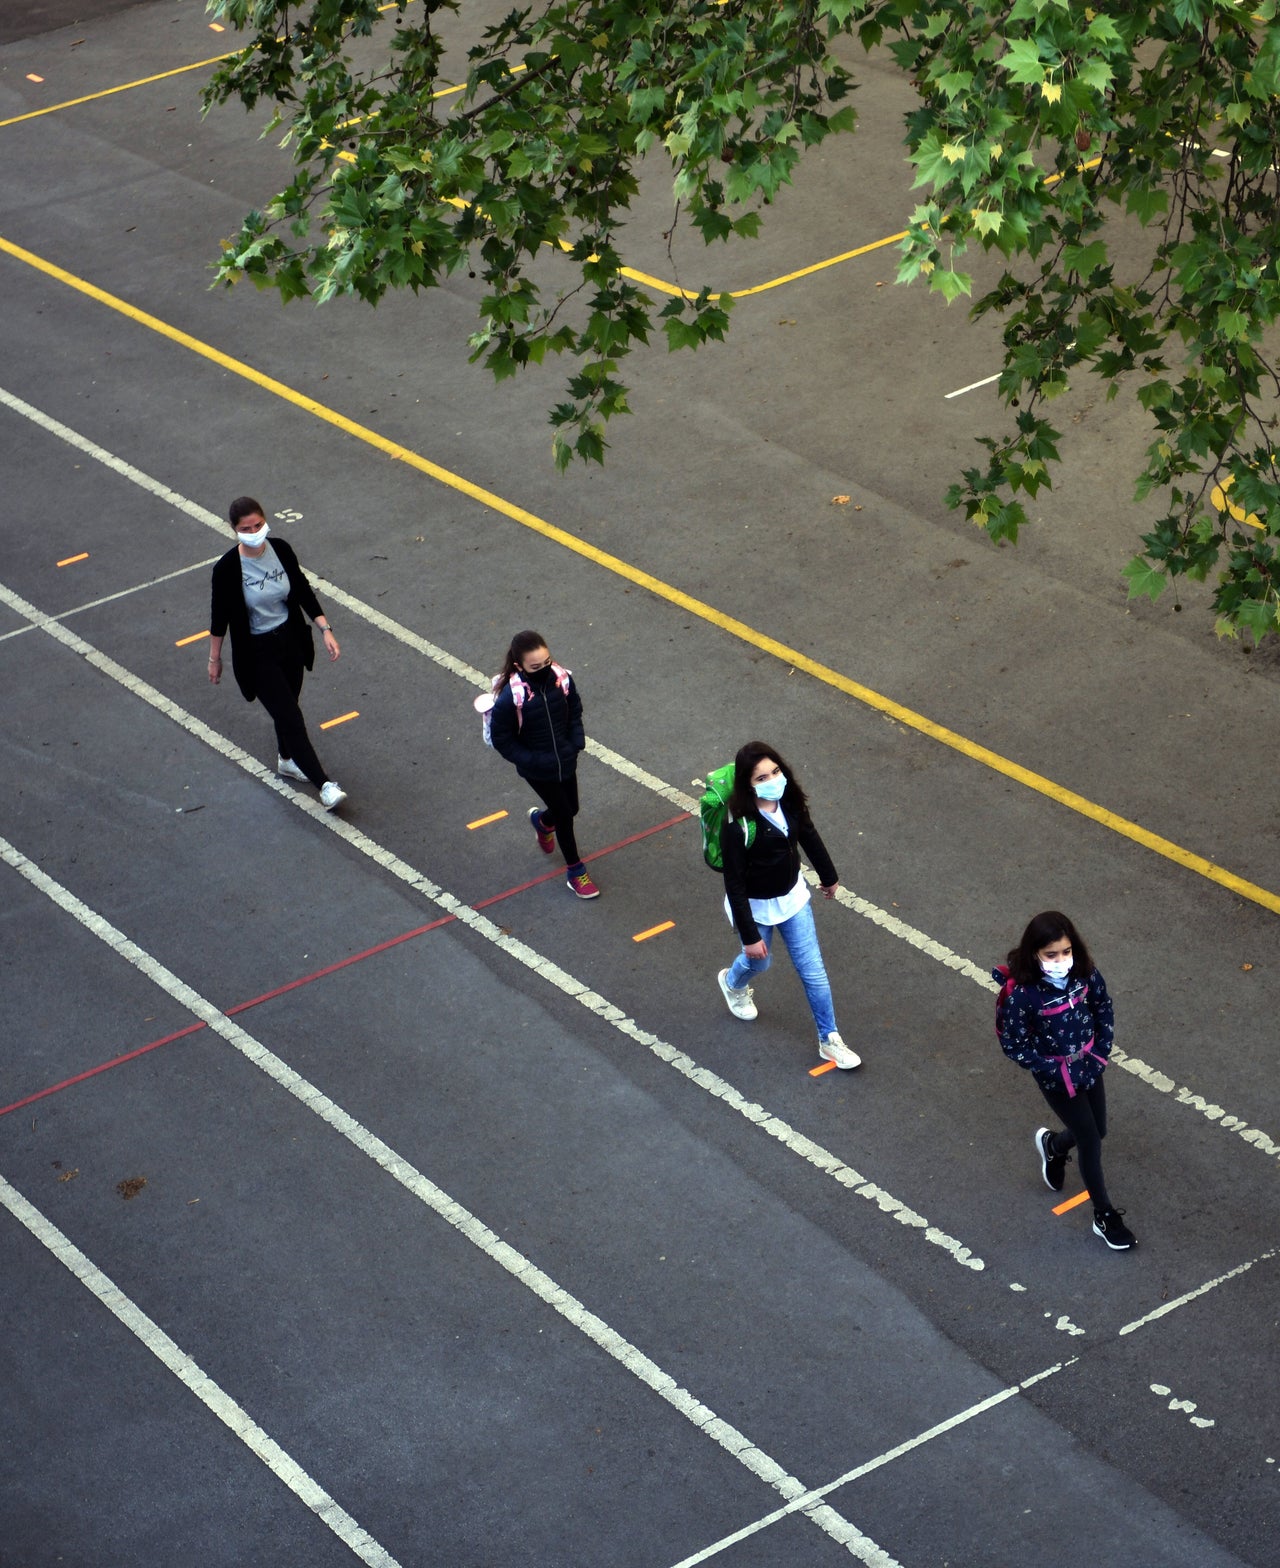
left=239, top=543, right=289, bottom=634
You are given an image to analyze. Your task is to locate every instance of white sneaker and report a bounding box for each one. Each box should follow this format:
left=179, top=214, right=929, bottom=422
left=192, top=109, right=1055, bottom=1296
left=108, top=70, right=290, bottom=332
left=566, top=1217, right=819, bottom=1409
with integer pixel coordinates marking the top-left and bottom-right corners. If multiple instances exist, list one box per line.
left=819, top=1032, right=861, bottom=1070
left=320, top=781, right=347, bottom=811
left=717, top=968, right=757, bottom=1021
left=277, top=756, right=309, bottom=782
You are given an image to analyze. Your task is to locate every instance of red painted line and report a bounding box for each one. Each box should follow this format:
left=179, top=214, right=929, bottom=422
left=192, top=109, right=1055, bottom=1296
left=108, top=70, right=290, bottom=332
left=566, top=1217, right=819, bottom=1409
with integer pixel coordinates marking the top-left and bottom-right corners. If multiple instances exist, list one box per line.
left=0, top=1022, right=208, bottom=1118
left=222, top=915, right=459, bottom=1015
left=0, top=813, right=692, bottom=1118
left=472, top=812, right=690, bottom=908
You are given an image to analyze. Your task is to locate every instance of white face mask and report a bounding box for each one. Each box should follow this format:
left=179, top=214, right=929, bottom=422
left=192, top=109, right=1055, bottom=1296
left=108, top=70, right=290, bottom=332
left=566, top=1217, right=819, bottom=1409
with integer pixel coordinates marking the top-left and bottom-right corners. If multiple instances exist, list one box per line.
left=236, top=522, right=269, bottom=549
left=1040, top=956, right=1072, bottom=981
left=754, top=775, right=786, bottom=802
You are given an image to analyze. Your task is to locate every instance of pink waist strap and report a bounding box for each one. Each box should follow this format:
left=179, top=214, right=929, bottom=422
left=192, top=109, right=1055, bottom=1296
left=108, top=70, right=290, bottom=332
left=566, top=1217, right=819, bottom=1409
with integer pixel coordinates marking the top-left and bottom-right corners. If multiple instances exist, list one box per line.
left=1047, top=1036, right=1096, bottom=1098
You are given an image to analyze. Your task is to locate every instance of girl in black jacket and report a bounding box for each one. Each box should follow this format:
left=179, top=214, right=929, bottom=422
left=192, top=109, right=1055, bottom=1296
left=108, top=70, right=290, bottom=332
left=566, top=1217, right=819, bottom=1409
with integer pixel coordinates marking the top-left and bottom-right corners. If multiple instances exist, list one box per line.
left=718, top=740, right=858, bottom=1069
left=208, top=496, right=347, bottom=810
left=488, top=630, right=598, bottom=898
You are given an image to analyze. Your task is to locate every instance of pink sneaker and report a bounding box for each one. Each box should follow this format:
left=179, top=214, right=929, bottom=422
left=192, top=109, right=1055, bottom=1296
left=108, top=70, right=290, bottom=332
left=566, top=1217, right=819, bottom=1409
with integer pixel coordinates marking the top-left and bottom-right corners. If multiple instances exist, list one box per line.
left=566, top=867, right=600, bottom=899
left=529, top=807, right=556, bottom=854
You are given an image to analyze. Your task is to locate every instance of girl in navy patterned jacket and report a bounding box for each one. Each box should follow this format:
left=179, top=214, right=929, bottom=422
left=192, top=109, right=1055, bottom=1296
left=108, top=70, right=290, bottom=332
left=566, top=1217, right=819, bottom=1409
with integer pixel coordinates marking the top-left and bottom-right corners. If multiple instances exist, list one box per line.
left=995, top=911, right=1136, bottom=1251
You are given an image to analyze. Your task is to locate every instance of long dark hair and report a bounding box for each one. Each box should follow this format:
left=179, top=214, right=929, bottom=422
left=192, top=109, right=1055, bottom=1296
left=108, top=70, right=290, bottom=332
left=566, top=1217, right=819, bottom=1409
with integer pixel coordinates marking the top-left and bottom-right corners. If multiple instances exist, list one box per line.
left=498, top=629, right=550, bottom=686
left=228, top=496, right=265, bottom=526
left=728, top=740, right=810, bottom=820
left=1006, top=910, right=1093, bottom=986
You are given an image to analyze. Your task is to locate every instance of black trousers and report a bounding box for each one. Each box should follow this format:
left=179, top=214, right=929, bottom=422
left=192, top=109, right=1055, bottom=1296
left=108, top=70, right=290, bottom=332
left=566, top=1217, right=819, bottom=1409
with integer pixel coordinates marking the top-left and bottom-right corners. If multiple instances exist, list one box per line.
left=527, top=771, right=581, bottom=865
left=251, top=629, right=327, bottom=788
left=1038, top=1075, right=1111, bottom=1211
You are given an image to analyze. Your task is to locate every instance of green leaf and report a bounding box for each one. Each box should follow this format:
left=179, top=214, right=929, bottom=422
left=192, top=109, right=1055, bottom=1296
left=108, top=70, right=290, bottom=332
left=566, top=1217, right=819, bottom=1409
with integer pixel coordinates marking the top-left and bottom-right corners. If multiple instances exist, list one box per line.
left=1121, top=557, right=1168, bottom=602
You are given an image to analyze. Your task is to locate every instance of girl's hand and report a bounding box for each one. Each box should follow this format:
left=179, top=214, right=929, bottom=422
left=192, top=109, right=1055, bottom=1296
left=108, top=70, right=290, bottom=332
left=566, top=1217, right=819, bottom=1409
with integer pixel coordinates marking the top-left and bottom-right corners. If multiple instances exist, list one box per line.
left=820, top=882, right=839, bottom=900
left=208, top=655, right=222, bottom=685
left=321, top=628, right=340, bottom=661
left=743, top=941, right=768, bottom=960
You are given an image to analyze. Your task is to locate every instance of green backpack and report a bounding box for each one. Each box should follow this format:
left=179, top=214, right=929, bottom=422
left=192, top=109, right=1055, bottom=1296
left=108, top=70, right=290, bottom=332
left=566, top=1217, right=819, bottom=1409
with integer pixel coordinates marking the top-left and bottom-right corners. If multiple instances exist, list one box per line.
left=699, top=763, right=756, bottom=871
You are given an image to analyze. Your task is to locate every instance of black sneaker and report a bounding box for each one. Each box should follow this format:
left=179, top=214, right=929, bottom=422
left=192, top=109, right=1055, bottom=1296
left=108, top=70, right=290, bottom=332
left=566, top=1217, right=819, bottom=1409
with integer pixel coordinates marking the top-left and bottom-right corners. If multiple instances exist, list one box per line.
left=1093, top=1208, right=1137, bottom=1250
left=1034, top=1127, right=1069, bottom=1192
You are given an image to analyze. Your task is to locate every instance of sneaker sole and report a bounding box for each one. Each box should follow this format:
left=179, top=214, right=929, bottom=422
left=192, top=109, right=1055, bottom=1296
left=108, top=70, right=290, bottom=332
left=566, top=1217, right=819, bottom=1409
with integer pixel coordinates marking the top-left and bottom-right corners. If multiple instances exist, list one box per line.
left=1034, top=1127, right=1061, bottom=1191
left=566, top=883, right=600, bottom=899
left=1092, top=1223, right=1137, bottom=1251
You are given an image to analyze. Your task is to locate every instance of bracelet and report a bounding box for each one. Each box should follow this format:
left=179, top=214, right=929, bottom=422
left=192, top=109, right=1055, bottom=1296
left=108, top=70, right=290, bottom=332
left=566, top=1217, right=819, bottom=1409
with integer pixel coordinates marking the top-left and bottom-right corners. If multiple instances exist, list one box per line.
left=317, top=624, right=333, bottom=634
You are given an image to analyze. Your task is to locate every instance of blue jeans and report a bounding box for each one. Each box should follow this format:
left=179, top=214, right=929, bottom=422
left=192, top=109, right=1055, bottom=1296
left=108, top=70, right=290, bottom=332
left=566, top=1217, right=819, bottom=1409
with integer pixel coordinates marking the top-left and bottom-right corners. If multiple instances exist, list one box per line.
left=726, top=901, right=837, bottom=1040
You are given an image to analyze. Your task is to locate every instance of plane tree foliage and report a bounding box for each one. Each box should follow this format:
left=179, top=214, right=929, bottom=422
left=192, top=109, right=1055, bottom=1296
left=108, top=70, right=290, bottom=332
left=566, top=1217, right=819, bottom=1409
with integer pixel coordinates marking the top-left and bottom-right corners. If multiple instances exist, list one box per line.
left=204, top=0, right=1280, bottom=638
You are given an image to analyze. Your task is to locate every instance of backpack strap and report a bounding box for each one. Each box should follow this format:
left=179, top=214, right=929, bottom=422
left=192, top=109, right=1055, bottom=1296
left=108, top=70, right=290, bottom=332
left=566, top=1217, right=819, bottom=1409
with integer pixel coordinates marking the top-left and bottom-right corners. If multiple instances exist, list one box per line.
left=993, top=963, right=1015, bottom=1038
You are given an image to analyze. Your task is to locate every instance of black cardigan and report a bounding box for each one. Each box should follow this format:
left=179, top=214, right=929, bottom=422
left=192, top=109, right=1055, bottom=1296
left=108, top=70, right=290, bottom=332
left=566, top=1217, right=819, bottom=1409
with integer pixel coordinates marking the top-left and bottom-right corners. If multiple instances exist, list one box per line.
left=721, top=792, right=838, bottom=946
left=210, top=538, right=324, bottom=703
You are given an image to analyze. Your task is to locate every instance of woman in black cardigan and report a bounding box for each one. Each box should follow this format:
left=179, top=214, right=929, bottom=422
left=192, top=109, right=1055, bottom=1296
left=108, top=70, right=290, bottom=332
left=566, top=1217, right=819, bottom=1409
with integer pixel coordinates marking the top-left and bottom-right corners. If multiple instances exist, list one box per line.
left=208, top=496, right=347, bottom=810
left=718, top=740, right=858, bottom=1069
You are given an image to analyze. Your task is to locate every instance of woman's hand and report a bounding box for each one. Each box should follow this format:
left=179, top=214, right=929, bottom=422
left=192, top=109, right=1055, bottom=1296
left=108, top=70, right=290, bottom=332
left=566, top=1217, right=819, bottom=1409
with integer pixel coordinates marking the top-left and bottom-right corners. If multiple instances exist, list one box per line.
left=208, top=655, right=222, bottom=685
left=321, top=627, right=340, bottom=661
left=820, top=882, right=840, bottom=900
left=743, top=940, right=768, bottom=960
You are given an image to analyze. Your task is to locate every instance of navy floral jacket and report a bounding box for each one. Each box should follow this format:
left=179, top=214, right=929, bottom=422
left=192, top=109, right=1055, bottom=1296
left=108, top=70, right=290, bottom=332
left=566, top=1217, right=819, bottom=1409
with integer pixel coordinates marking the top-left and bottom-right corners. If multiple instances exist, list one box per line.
left=993, top=966, right=1114, bottom=1097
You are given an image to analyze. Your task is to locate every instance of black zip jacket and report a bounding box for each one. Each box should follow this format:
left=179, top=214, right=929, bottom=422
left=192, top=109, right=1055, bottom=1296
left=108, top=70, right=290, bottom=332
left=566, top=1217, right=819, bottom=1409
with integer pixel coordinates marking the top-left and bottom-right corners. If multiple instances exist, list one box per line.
left=210, top=538, right=323, bottom=703
left=489, top=668, right=585, bottom=781
left=721, top=791, right=838, bottom=946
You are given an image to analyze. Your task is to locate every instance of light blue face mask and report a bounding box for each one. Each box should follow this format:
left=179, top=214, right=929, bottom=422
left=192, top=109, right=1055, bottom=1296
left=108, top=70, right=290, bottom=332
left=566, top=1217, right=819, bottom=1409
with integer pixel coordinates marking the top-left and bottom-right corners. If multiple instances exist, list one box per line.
left=1040, top=957, right=1072, bottom=983
left=754, top=775, right=786, bottom=802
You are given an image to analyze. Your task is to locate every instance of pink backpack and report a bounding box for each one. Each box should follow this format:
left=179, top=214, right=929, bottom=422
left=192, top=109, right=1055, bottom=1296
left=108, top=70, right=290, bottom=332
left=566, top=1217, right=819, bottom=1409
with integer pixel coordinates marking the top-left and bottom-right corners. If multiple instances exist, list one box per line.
left=474, top=663, right=572, bottom=747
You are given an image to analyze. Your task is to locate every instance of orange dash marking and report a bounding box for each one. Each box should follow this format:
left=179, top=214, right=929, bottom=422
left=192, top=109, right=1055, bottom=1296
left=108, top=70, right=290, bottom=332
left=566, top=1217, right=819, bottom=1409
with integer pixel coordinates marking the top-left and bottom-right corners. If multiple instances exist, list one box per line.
left=208, top=22, right=225, bottom=31
left=1052, top=1190, right=1092, bottom=1216
left=467, top=810, right=509, bottom=830
left=809, top=1061, right=838, bottom=1077
left=26, top=74, right=45, bottom=83
left=56, top=552, right=89, bottom=567
left=319, top=710, right=359, bottom=730
left=175, top=630, right=209, bottom=647
left=632, top=920, right=675, bottom=943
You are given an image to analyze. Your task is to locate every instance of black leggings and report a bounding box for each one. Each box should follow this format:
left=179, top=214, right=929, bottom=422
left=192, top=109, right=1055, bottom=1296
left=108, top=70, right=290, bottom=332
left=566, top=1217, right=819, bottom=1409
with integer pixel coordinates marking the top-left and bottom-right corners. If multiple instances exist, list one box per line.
left=527, top=772, right=581, bottom=866
left=251, top=631, right=328, bottom=788
left=1038, top=1076, right=1111, bottom=1211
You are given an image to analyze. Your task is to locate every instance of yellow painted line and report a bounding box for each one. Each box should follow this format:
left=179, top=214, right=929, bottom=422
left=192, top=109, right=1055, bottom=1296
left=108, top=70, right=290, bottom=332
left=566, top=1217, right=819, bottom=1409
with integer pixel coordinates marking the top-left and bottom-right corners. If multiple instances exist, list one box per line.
left=0, top=56, right=232, bottom=129
left=319, top=710, right=359, bottom=730
left=467, top=810, right=509, bottom=830
left=809, top=1061, right=838, bottom=1077
left=175, top=629, right=210, bottom=647
left=632, top=920, right=675, bottom=943
left=0, top=4, right=408, bottom=130
left=6, top=234, right=1279, bottom=918
left=1052, top=1190, right=1092, bottom=1216
left=56, top=552, right=89, bottom=567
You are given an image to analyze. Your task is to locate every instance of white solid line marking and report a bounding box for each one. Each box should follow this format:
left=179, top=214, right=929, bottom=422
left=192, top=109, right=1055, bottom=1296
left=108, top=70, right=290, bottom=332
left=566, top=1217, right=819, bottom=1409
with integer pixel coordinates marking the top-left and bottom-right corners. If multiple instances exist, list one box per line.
left=0, top=834, right=898, bottom=1567
left=0, top=1172, right=401, bottom=1568
left=4, top=386, right=1274, bottom=1168
left=944, top=372, right=1000, bottom=399
left=666, top=1357, right=1075, bottom=1567
left=1118, top=1248, right=1278, bottom=1337
left=0, top=557, right=221, bottom=643
left=0, top=574, right=984, bottom=1273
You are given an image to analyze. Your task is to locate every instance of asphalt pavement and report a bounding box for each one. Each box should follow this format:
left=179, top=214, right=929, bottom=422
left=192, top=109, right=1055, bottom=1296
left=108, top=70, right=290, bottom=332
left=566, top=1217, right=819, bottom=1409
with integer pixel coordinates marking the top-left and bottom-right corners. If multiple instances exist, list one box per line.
left=2, top=3, right=1278, bottom=1566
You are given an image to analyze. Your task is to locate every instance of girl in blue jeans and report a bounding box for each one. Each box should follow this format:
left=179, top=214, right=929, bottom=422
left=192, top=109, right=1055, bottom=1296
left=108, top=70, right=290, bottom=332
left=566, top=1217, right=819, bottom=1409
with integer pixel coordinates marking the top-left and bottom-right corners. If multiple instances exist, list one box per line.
left=717, top=741, right=859, bottom=1070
